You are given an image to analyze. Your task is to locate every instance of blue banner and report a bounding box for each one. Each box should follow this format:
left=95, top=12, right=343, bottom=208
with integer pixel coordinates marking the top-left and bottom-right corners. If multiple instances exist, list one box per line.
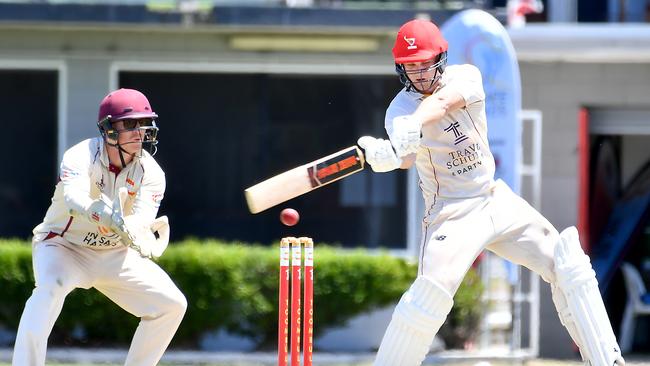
left=442, top=9, right=522, bottom=194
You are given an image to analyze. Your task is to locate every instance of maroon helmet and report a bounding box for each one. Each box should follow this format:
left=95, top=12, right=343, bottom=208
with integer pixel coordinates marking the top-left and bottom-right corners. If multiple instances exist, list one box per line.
left=97, top=88, right=160, bottom=160
left=98, top=88, right=158, bottom=122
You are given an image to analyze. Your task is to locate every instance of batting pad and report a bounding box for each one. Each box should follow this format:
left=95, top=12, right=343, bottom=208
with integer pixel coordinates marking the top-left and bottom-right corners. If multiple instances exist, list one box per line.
left=373, top=276, right=453, bottom=366
left=551, top=282, right=588, bottom=361
left=554, top=226, right=624, bottom=366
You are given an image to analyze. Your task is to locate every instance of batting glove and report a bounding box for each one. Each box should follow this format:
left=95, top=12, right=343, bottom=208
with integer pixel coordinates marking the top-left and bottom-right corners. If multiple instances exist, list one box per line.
left=389, top=115, right=422, bottom=157
left=357, top=136, right=402, bottom=173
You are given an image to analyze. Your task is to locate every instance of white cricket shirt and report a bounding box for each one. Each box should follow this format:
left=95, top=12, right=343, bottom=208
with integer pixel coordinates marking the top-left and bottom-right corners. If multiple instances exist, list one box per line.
left=385, top=64, right=495, bottom=208
left=33, top=137, right=165, bottom=248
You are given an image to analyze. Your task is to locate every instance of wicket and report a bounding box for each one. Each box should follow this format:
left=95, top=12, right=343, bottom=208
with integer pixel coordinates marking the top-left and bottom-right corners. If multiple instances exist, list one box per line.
left=278, top=237, right=314, bottom=366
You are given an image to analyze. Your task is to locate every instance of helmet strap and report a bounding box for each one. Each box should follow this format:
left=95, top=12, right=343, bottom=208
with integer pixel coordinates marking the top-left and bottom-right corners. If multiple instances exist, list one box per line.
left=116, top=144, right=130, bottom=169
left=104, top=135, right=139, bottom=169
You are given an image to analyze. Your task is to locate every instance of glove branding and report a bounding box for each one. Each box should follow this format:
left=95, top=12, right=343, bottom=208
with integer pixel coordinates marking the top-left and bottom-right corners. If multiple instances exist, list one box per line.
left=91, top=211, right=101, bottom=223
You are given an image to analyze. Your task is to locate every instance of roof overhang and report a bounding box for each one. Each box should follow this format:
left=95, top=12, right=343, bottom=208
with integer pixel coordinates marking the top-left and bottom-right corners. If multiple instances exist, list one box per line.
left=509, top=24, right=650, bottom=63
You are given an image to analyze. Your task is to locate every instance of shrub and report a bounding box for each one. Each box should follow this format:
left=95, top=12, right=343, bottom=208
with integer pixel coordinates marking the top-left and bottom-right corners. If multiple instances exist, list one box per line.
left=0, top=239, right=483, bottom=349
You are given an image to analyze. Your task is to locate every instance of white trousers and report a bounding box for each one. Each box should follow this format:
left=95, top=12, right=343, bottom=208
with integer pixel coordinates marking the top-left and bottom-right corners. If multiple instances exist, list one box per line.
left=12, top=239, right=187, bottom=366
left=419, top=179, right=559, bottom=294
left=378, top=179, right=622, bottom=366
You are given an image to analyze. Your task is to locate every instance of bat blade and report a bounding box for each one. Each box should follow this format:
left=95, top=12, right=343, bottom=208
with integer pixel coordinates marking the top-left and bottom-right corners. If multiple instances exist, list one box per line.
left=245, top=146, right=365, bottom=214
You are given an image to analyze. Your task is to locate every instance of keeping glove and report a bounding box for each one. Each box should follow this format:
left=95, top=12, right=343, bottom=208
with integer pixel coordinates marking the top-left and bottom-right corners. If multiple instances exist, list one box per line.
left=389, top=115, right=422, bottom=157
left=122, top=215, right=170, bottom=259
left=85, top=194, right=126, bottom=233
left=357, top=136, right=402, bottom=173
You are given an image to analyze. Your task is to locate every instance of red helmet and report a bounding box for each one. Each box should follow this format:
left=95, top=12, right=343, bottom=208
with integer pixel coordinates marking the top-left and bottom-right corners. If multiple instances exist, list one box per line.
left=392, top=19, right=448, bottom=93
left=392, top=19, right=448, bottom=64
left=97, top=88, right=158, bottom=122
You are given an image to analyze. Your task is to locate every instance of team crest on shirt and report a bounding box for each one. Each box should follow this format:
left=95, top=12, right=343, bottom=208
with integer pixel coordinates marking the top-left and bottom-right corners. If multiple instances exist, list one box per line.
left=95, top=174, right=105, bottom=191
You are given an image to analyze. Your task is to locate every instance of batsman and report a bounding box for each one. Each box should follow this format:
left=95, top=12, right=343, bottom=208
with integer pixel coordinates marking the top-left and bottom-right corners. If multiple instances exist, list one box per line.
left=12, top=88, right=187, bottom=365
left=357, top=19, right=625, bottom=366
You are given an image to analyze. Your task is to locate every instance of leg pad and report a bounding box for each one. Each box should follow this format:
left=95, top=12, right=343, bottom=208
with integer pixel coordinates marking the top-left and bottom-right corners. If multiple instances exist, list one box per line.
left=373, top=276, right=454, bottom=366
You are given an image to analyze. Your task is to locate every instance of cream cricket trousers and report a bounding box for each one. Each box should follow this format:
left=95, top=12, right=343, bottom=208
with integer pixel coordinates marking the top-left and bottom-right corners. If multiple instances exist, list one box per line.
left=419, top=179, right=560, bottom=294
left=12, top=239, right=187, bottom=366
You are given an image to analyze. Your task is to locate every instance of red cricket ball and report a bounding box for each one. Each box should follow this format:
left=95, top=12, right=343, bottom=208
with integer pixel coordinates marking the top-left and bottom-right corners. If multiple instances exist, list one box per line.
left=280, top=208, right=300, bottom=226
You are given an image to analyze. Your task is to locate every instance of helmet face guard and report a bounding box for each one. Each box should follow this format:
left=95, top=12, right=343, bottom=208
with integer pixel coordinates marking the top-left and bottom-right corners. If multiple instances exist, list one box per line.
left=98, top=116, right=160, bottom=157
left=396, top=51, right=447, bottom=93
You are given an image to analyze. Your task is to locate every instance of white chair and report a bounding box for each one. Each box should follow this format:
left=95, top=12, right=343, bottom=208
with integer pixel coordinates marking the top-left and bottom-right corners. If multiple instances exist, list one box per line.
left=620, top=262, right=650, bottom=352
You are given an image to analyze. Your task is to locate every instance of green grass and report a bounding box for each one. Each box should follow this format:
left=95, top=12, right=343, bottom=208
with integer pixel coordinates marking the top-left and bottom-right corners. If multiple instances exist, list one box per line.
left=0, top=361, right=586, bottom=366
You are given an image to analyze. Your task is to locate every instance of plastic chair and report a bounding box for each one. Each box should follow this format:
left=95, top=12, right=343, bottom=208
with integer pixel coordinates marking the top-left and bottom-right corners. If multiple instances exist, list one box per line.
left=620, top=262, right=650, bottom=352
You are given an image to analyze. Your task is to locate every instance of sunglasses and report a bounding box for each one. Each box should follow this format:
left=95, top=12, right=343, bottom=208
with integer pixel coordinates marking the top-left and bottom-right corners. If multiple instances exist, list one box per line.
left=117, top=118, right=155, bottom=130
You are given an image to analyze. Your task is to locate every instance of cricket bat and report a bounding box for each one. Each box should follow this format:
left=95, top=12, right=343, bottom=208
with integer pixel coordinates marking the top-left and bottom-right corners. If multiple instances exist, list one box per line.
left=245, top=146, right=365, bottom=214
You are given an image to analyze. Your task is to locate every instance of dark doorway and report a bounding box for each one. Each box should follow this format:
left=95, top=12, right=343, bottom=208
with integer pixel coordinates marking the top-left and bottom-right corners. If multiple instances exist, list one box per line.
left=120, top=71, right=407, bottom=248
left=0, top=70, right=58, bottom=238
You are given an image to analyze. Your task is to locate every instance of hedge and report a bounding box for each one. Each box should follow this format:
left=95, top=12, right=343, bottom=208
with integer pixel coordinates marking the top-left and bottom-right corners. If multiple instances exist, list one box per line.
left=0, top=239, right=483, bottom=349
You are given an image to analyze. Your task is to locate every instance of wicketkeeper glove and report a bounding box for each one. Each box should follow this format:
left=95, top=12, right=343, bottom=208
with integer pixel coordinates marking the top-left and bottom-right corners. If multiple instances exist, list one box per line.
left=122, top=215, right=170, bottom=259
left=108, top=187, right=169, bottom=259
left=85, top=194, right=127, bottom=233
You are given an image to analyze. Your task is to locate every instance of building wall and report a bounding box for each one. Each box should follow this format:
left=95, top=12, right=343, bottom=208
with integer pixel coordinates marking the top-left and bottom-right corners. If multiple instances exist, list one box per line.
left=3, top=24, right=650, bottom=357
left=12, top=27, right=649, bottom=234
left=0, top=24, right=396, bottom=161
left=520, top=62, right=650, bottom=228
left=520, top=61, right=650, bottom=358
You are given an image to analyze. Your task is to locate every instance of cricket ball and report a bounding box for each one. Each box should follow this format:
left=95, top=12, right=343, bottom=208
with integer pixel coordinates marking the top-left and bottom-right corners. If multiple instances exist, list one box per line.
left=280, top=208, right=300, bottom=226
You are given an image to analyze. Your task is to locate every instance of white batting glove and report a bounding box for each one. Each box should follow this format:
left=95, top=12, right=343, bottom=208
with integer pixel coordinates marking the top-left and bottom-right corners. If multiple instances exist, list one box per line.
left=123, top=215, right=170, bottom=259
left=389, top=115, right=422, bottom=157
left=357, top=136, right=402, bottom=173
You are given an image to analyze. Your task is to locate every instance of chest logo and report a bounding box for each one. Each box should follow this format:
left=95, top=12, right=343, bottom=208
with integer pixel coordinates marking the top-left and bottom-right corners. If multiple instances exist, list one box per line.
left=95, top=174, right=105, bottom=191
left=444, top=121, right=469, bottom=145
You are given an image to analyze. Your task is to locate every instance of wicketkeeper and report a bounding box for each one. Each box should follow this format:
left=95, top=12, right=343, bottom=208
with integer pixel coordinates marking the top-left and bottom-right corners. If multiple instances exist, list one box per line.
left=12, top=88, right=186, bottom=366
left=357, top=19, right=625, bottom=366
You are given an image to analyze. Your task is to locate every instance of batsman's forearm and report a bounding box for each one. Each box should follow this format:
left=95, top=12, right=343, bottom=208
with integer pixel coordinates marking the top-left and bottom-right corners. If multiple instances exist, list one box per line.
left=413, top=89, right=466, bottom=125
left=63, top=184, right=95, bottom=219
left=412, top=98, right=448, bottom=126
left=400, top=154, right=416, bottom=169
left=63, top=184, right=117, bottom=228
